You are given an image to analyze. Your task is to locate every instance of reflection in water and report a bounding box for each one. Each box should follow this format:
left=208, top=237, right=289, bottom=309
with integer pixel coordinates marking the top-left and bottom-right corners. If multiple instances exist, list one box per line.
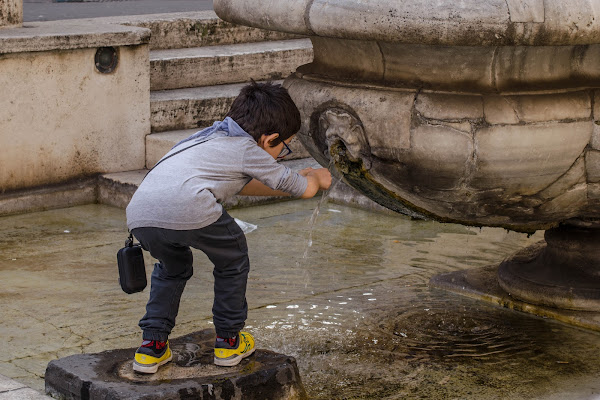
left=229, top=200, right=600, bottom=400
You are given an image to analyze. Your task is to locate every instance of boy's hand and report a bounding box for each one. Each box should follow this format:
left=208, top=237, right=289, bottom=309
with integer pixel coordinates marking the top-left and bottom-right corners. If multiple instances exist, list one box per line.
left=299, top=167, right=314, bottom=177
left=301, top=168, right=332, bottom=198
left=307, top=168, right=332, bottom=190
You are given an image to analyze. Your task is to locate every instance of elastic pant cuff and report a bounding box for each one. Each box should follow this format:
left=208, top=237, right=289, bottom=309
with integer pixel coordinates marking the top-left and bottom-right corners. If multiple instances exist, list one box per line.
left=215, top=330, right=238, bottom=339
left=142, top=330, right=169, bottom=342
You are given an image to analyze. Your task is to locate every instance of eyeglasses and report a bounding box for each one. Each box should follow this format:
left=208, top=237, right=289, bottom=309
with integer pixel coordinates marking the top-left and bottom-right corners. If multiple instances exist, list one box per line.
left=277, top=141, right=293, bottom=159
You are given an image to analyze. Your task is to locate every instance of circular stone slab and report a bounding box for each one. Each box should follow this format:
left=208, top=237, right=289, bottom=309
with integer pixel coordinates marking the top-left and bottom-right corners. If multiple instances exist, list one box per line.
left=45, top=329, right=307, bottom=400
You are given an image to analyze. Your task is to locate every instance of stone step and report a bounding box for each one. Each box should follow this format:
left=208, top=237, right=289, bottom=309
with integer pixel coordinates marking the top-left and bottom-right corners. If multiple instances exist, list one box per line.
left=87, top=11, right=303, bottom=50
left=145, top=128, right=311, bottom=168
left=150, top=38, right=313, bottom=91
left=98, top=157, right=321, bottom=209
left=145, top=128, right=198, bottom=168
left=150, top=81, right=281, bottom=133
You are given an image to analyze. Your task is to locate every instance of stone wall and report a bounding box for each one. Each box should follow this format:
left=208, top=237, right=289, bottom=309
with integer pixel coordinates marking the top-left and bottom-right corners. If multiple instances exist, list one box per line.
left=0, top=0, right=22, bottom=29
left=0, top=21, right=150, bottom=193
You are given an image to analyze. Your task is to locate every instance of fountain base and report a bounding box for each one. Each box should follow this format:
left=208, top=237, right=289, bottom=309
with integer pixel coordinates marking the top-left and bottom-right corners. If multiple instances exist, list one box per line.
left=430, top=263, right=600, bottom=332
left=45, top=329, right=307, bottom=400
left=497, top=226, right=600, bottom=311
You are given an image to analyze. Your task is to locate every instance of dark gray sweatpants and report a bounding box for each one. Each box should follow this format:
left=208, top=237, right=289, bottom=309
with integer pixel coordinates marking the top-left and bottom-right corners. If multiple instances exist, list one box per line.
left=131, top=211, right=249, bottom=341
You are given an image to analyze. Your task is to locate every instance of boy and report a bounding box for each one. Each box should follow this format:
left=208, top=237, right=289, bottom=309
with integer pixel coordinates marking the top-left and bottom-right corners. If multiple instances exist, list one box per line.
left=126, top=81, right=332, bottom=373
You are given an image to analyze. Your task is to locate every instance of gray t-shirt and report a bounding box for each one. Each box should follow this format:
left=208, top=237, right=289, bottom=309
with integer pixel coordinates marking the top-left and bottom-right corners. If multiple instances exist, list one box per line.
left=126, top=134, right=308, bottom=230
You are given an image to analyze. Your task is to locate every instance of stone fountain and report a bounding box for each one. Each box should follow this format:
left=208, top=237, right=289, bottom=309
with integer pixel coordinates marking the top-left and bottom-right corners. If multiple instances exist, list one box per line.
left=214, top=0, right=600, bottom=325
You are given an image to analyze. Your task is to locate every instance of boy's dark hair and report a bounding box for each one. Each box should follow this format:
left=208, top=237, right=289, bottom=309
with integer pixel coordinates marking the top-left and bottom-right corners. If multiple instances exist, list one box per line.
left=226, top=81, right=301, bottom=146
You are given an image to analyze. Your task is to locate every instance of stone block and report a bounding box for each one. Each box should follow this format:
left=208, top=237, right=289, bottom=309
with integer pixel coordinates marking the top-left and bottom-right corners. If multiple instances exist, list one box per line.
left=484, top=92, right=591, bottom=125
left=494, top=46, right=600, bottom=91
left=588, top=183, right=600, bottom=199
left=483, top=96, right=520, bottom=124
left=441, top=121, right=472, bottom=133
left=307, top=0, right=509, bottom=45
left=592, top=122, right=600, bottom=150
left=586, top=150, right=600, bottom=183
left=415, top=92, right=483, bottom=121
left=543, top=0, right=599, bottom=45
left=150, top=83, right=245, bottom=133
left=285, top=75, right=415, bottom=161
left=0, top=20, right=150, bottom=54
left=537, top=156, right=585, bottom=201
left=538, top=184, right=588, bottom=218
left=150, top=39, right=313, bottom=91
left=408, top=124, right=474, bottom=190
left=214, top=0, right=312, bottom=35
left=505, top=0, right=545, bottom=22
left=307, top=37, right=384, bottom=82
left=595, top=90, right=600, bottom=119
left=113, top=11, right=301, bottom=51
left=0, top=179, right=96, bottom=218
left=215, top=0, right=600, bottom=46
left=145, top=129, right=199, bottom=168
left=472, top=121, right=592, bottom=195
left=380, top=42, right=496, bottom=91
left=45, top=329, right=308, bottom=400
left=0, top=23, right=150, bottom=192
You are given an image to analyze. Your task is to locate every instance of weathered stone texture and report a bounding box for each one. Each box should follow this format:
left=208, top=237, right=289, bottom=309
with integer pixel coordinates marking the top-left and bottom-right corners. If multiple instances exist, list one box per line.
left=473, top=122, right=591, bottom=195
left=505, top=0, right=545, bottom=22
left=150, top=84, right=240, bottom=132
left=593, top=91, right=600, bottom=150
left=409, top=124, right=473, bottom=189
left=45, top=330, right=308, bottom=400
left=0, top=21, right=150, bottom=53
left=538, top=184, right=588, bottom=218
left=588, top=183, right=600, bottom=200
left=1, top=44, right=150, bottom=192
left=214, top=0, right=312, bottom=35
left=380, top=43, right=496, bottom=91
left=494, top=46, right=600, bottom=92
left=484, top=92, right=591, bottom=124
left=215, top=0, right=600, bottom=46
left=537, top=157, right=586, bottom=201
left=586, top=151, right=600, bottom=184
left=0, top=0, right=22, bottom=28
left=150, top=39, right=313, bottom=91
left=416, top=93, right=483, bottom=121
left=305, top=40, right=600, bottom=92
left=308, top=37, right=384, bottom=82
left=285, top=76, right=414, bottom=165
left=483, top=96, right=520, bottom=124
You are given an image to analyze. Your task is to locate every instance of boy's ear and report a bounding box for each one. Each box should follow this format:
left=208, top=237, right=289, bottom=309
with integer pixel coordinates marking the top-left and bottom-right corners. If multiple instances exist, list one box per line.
left=260, top=133, right=280, bottom=147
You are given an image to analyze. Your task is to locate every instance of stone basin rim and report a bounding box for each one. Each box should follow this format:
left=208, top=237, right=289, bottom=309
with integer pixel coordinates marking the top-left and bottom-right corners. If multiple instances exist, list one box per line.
left=295, top=71, right=600, bottom=96
left=214, top=0, right=600, bottom=46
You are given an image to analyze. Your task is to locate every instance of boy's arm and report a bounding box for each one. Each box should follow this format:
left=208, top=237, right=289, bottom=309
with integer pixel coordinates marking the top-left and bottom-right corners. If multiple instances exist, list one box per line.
left=239, top=179, right=292, bottom=196
left=239, top=168, right=331, bottom=197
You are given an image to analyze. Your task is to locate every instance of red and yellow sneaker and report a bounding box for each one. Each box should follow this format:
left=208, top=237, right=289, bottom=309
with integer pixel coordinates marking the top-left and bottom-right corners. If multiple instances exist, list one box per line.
left=133, top=340, right=172, bottom=374
left=214, top=332, right=255, bottom=367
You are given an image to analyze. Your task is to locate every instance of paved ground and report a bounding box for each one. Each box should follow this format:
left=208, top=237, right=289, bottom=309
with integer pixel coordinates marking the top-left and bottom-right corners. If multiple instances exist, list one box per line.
left=0, top=374, right=50, bottom=399
left=23, top=0, right=213, bottom=22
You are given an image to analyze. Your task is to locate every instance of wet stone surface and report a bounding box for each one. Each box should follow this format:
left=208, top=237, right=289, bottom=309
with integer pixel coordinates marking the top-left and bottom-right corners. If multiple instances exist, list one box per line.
left=45, top=329, right=307, bottom=400
left=2, top=201, right=600, bottom=398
